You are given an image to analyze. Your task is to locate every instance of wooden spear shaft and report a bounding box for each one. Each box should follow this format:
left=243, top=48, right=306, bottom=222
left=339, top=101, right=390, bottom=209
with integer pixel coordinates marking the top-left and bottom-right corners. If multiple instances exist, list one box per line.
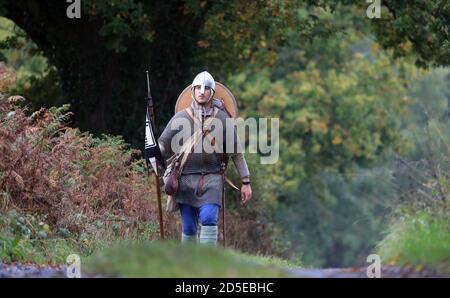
left=154, top=170, right=164, bottom=240
left=146, top=70, right=164, bottom=240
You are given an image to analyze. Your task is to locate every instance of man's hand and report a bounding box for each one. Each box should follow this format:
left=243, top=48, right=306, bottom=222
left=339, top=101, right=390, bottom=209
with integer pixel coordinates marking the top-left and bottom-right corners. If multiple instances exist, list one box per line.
left=241, top=184, right=252, bottom=204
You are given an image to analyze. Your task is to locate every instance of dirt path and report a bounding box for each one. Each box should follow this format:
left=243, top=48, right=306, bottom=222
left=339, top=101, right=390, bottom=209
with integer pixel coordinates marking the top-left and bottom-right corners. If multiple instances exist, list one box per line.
left=284, top=266, right=444, bottom=278
left=0, top=262, right=444, bottom=278
left=0, top=263, right=66, bottom=278
left=0, top=263, right=103, bottom=278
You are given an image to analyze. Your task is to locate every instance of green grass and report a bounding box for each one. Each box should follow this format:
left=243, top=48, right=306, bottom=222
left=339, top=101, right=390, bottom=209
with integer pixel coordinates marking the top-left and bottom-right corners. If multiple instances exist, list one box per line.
left=0, top=236, right=82, bottom=265
left=0, top=210, right=85, bottom=265
left=0, top=209, right=162, bottom=266
left=377, top=210, right=450, bottom=275
left=83, top=241, right=294, bottom=277
left=237, top=251, right=301, bottom=269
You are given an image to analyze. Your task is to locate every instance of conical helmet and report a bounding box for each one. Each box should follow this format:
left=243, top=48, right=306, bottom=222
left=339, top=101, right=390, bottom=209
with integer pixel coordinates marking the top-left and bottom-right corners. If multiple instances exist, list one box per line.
left=191, top=71, right=216, bottom=95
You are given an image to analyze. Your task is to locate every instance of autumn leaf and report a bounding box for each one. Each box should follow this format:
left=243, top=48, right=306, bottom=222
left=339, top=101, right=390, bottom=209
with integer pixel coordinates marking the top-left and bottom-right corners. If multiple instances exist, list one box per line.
left=312, top=143, right=321, bottom=153
left=11, top=170, right=25, bottom=189
left=332, top=136, right=342, bottom=145
left=197, top=40, right=210, bottom=48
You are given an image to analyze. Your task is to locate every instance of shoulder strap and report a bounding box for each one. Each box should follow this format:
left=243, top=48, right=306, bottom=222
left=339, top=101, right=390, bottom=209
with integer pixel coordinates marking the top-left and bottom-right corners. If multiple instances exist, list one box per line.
left=186, top=107, right=219, bottom=145
left=177, top=107, right=219, bottom=171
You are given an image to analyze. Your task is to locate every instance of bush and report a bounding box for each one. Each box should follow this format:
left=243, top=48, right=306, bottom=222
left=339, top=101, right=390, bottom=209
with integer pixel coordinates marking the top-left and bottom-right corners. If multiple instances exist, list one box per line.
left=0, top=95, right=166, bottom=236
left=377, top=209, right=450, bottom=275
left=0, top=208, right=79, bottom=264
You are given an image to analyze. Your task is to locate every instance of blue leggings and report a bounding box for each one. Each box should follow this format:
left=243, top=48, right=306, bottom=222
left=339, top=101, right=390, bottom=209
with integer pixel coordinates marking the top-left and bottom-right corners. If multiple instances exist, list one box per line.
left=179, top=203, right=220, bottom=236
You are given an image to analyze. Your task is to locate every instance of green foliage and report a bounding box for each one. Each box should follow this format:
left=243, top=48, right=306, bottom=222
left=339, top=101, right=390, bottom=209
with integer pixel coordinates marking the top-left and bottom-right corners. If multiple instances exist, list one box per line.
left=0, top=209, right=81, bottom=264
left=226, top=5, right=423, bottom=266
left=194, top=1, right=320, bottom=75
left=0, top=206, right=169, bottom=265
left=84, top=0, right=153, bottom=53
left=369, top=0, right=450, bottom=67
left=0, top=17, right=59, bottom=109
left=231, top=33, right=418, bottom=198
left=377, top=210, right=450, bottom=275
left=231, top=23, right=416, bottom=178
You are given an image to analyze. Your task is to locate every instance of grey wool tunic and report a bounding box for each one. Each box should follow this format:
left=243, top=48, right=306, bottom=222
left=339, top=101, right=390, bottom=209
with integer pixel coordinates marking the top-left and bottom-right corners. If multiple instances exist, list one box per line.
left=158, top=107, right=250, bottom=208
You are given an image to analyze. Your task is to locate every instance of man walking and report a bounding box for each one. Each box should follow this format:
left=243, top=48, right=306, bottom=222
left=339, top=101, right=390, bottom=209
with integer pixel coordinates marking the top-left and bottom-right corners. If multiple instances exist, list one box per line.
left=158, top=71, right=252, bottom=246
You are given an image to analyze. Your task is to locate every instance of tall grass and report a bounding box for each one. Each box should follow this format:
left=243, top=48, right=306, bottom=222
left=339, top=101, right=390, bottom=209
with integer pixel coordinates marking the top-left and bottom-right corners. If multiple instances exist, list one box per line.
left=377, top=210, right=450, bottom=275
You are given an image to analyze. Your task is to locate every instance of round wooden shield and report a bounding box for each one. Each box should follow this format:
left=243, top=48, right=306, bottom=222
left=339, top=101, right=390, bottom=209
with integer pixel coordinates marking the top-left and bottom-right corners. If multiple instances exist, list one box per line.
left=175, top=82, right=238, bottom=118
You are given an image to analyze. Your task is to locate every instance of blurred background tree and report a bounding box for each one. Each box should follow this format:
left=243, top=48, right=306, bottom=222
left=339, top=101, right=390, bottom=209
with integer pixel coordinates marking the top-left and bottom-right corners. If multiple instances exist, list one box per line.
left=226, top=5, right=422, bottom=266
